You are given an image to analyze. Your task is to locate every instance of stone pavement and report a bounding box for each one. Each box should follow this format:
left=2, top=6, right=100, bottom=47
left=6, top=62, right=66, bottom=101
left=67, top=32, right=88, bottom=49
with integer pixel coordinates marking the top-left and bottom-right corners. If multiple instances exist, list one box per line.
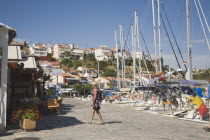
left=1, top=98, right=210, bottom=140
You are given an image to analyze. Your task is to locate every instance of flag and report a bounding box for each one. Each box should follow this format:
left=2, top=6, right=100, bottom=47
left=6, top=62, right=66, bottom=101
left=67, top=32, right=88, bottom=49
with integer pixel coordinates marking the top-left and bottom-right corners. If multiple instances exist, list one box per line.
left=188, top=92, right=208, bottom=119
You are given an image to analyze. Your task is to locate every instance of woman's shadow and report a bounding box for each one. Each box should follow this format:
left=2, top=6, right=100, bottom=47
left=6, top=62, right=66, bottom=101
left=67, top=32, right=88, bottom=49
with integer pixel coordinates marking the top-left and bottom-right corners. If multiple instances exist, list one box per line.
left=104, top=121, right=122, bottom=124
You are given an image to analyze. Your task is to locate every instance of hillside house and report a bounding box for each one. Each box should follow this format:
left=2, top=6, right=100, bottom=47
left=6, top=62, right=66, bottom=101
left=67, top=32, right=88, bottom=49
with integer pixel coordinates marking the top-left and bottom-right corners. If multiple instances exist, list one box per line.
left=95, top=45, right=112, bottom=61
left=29, top=45, right=48, bottom=56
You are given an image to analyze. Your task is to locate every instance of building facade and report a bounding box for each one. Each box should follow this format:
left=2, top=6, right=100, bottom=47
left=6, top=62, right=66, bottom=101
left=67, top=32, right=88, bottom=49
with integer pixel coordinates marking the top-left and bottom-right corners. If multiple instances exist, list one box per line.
left=0, top=23, right=16, bottom=131
left=95, top=46, right=112, bottom=61
left=29, top=45, right=48, bottom=56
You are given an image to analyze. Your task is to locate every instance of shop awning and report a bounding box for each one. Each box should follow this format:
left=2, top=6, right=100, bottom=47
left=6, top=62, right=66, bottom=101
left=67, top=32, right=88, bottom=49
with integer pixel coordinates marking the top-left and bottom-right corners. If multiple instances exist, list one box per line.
left=8, top=46, right=22, bottom=60
left=8, top=62, right=18, bottom=69
left=20, top=56, right=37, bottom=69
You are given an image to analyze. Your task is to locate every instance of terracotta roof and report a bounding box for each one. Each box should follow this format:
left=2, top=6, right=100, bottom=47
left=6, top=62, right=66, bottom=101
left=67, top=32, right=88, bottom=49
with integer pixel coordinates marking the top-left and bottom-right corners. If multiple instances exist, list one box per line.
left=62, top=66, right=69, bottom=70
left=69, top=74, right=80, bottom=78
left=99, top=76, right=109, bottom=80
left=37, top=46, right=46, bottom=49
left=86, top=48, right=95, bottom=50
left=107, top=77, right=116, bottom=80
left=58, top=44, right=68, bottom=47
left=124, top=51, right=130, bottom=54
left=38, top=56, right=52, bottom=61
left=70, top=71, right=77, bottom=73
left=62, top=73, right=71, bottom=77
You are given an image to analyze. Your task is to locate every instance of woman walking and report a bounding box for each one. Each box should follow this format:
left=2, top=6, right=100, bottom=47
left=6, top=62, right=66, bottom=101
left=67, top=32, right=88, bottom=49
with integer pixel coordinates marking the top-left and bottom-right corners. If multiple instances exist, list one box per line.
left=88, top=82, right=104, bottom=125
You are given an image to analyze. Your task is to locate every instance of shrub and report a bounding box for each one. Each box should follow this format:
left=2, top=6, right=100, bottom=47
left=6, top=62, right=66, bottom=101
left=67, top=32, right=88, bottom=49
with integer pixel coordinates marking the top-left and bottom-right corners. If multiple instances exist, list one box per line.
left=12, top=100, right=41, bottom=123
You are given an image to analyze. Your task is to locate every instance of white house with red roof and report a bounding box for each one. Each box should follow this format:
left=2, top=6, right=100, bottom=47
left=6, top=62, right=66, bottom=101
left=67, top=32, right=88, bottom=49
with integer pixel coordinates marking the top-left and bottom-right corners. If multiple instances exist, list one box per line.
left=84, top=48, right=95, bottom=54
left=95, top=45, right=113, bottom=61
left=70, top=49, right=84, bottom=60
left=53, top=44, right=72, bottom=60
left=29, top=45, right=48, bottom=56
left=70, top=44, right=79, bottom=49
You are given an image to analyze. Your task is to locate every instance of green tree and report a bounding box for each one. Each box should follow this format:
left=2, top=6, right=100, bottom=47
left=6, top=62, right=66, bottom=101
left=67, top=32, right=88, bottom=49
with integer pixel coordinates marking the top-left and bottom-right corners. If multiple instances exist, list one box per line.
left=98, top=61, right=109, bottom=70
left=51, top=58, right=57, bottom=62
left=47, top=53, right=53, bottom=57
left=84, top=52, right=87, bottom=60
left=87, top=54, right=96, bottom=61
left=74, top=84, right=92, bottom=97
left=61, top=58, right=71, bottom=65
left=67, top=63, right=73, bottom=68
left=74, top=60, right=82, bottom=68
left=125, top=58, right=133, bottom=66
left=86, top=64, right=92, bottom=68
left=102, top=68, right=116, bottom=77
left=193, top=69, right=210, bottom=80
left=144, top=60, right=155, bottom=71
left=64, top=51, right=71, bottom=57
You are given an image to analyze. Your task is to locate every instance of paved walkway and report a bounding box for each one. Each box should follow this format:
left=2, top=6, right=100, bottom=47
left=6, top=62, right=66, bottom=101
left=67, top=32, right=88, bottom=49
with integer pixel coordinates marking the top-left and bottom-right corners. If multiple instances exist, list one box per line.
left=1, top=98, right=210, bottom=140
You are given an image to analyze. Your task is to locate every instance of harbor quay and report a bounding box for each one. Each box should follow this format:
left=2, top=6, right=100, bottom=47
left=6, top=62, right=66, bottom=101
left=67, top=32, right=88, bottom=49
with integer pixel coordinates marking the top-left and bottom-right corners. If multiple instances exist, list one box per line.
left=1, top=98, right=210, bottom=140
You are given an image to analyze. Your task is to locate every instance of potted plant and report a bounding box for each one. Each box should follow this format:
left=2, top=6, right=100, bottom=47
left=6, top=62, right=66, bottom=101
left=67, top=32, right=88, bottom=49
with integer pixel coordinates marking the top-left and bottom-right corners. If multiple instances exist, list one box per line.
left=12, top=100, right=42, bottom=131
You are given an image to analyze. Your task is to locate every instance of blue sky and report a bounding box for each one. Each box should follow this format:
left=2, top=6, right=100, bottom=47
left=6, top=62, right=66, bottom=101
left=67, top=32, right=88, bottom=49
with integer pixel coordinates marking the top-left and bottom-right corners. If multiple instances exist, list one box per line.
left=0, top=0, right=210, bottom=69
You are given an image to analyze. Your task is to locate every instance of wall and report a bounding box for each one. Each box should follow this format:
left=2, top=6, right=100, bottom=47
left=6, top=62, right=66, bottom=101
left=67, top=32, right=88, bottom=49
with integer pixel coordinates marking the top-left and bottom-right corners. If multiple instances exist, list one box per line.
left=53, top=44, right=59, bottom=59
left=0, top=28, right=8, bottom=131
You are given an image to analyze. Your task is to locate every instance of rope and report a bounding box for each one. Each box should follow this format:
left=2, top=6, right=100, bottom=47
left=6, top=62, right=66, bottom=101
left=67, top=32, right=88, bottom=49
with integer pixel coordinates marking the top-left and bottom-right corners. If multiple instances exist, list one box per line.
left=161, top=1, right=188, bottom=71
left=155, top=1, right=185, bottom=79
left=194, top=0, right=210, bottom=51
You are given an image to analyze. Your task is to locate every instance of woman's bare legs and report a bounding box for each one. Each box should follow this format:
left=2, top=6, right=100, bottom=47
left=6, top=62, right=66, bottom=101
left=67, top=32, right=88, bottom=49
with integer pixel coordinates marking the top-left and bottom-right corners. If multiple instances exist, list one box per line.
left=96, top=110, right=104, bottom=124
left=89, top=109, right=95, bottom=124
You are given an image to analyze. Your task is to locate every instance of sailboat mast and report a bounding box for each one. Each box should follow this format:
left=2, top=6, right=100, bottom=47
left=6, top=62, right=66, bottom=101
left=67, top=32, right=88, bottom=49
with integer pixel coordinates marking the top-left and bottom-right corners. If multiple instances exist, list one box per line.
left=186, top=0, right=193, bottom=80
left=115, top=30, right=120, bottom=88
left=119, top=25, right=125, bottom=87
left=136, top=14, right=143, bottom=86
left=152, top=0, right=158, bottom=75
left=133, top=10, right=137, bottom=88
left=158, top=0, right=162, bottom=73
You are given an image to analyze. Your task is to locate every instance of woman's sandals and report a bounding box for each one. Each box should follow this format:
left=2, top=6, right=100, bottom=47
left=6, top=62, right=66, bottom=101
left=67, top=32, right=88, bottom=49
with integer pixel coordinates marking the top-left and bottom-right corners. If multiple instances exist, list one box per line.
left=97, top=122, right=104, bottom=125
left=203, top=126, right=210, bottom=131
